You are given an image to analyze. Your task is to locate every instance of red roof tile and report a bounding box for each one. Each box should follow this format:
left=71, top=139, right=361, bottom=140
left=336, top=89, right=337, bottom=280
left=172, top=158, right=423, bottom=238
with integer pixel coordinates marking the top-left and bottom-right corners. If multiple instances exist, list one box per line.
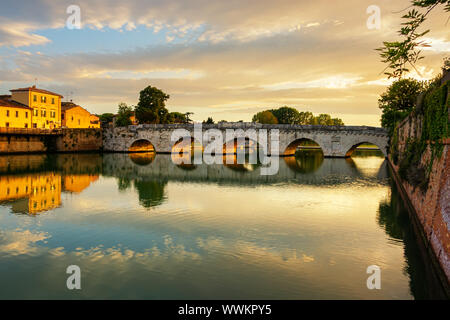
left=10, top=86, right=64, bottom=98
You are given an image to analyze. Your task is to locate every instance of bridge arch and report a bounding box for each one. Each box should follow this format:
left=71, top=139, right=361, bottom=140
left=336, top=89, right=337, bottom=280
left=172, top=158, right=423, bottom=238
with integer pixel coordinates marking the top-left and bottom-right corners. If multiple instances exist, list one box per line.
left=171, top=137, right=203, bottom=154
left=345, top=141, right=387, bottom=158
left=283, top=138, right=324, bottom=156
left=128, top=139, right=156, bottom=153
left=222, top=137, right=260, bottom=155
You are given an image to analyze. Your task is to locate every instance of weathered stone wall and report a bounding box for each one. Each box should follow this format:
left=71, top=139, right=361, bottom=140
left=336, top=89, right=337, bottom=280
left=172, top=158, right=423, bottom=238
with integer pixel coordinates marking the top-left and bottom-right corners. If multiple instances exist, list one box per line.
left=390, top=115, right=450, bottom=284
left=56, top=129, right=102, bottom=152
left=0, top=129, right=103, bottom=154
left=0, top=135, right=47, bottom=153
left=103, top=123, right=389, bottom=157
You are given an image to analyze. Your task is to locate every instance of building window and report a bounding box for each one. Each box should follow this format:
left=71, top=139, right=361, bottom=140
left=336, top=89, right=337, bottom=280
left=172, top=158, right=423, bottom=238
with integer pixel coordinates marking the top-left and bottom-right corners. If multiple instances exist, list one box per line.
left=25, top=124, right=28, bottom=128
left=78, top=119, right=80, bottom=125
left=71, top=116, right=74, bottom=121
left=6, top=110, right=9, bottom=117
left=33, top=109, right=38, bottom=116
left=33, top=95, right=37, bottom=102
left=5, top=122, right=9, bottom=127
left=41, top=109, right=46, bottom=117
left=50, top=110, right=56, bottom=118
left=41, top=96, right=47, bottom=103
left=42, top=123, right=45, bottom=129
left=61, top=113, right=65, bottom=120
left=33, top=123, right=37, bottom=128
left=25, top=112, right=28, bottom=118
left=15, top=111, right=19, bottom=117
left=52, top=98, right=55, bottom=104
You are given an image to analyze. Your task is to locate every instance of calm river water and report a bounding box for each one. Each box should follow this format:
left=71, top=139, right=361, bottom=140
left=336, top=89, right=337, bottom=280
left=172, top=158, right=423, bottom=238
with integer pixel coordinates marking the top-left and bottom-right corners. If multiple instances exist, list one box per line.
left=0, top=150, right=446, bottom=299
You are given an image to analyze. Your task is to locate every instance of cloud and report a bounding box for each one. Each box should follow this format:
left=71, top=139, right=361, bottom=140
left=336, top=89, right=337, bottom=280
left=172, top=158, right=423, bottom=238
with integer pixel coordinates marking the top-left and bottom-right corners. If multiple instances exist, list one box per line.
left=0, top=229, right=50, bottom=256
left=0, top=0, right=448, bottom=125
left=0, top=20, right=51, bottom=47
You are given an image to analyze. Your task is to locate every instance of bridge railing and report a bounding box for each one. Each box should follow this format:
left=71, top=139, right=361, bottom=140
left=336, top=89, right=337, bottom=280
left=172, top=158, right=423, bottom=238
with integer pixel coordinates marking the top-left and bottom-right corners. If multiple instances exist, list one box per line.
left=116, top=123, right=388, bottom=135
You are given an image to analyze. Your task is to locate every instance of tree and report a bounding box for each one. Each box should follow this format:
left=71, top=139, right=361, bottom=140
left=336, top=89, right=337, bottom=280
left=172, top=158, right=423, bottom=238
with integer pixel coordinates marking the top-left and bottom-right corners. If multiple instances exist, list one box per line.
left=168, top=112, right=188, bottom=124
left=313, top=114, right=333, bottom=125
left=251, top=107, right=344, bottom=126
left=185, top=112, right=194, bottom=124
left=252, top=111, right=278, bottom=124
left=99, top=113, right=114, bottom=124
left=331, top=118, right=345, bottom=126
left=298, top=111, right=314, bottom=125
left=115, top=102, right=133, bottom=127
left=203, top=117, right=214, bottom=124
left=378, top=78, right=425, bottom=134
left=270, top=106, right=300, bottom=124
left=377, top=0, right=450, bottom=79
left=135, top=86, right=170, bottom=124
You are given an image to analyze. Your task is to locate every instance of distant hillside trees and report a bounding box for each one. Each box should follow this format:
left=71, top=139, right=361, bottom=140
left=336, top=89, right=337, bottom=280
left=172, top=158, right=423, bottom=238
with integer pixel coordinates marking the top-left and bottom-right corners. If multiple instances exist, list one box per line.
left=252, top=106, right=344, bottom=126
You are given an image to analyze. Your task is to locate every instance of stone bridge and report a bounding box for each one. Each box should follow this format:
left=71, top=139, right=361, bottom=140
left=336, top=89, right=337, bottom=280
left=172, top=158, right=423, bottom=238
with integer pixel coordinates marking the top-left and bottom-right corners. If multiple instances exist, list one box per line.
left=103, top=123, right=389, bottom=157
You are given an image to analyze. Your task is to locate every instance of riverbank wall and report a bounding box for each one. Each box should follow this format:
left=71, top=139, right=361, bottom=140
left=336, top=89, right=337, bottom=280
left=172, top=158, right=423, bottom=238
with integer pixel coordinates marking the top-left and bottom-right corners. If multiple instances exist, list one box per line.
left=0, top=128, right=102, bottom=154
left=388, top=79, right=449, bottom=288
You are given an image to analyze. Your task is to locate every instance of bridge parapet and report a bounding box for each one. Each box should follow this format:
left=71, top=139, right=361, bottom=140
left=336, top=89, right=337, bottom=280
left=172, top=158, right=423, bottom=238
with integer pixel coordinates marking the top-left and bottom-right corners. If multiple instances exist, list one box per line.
left=103, top=123, right=389, bottom=157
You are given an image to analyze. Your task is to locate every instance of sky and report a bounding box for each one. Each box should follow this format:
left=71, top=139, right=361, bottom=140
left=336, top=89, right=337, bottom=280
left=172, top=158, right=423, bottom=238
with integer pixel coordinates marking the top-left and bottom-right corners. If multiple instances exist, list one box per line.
left=0, top=0, right=448, bottom=126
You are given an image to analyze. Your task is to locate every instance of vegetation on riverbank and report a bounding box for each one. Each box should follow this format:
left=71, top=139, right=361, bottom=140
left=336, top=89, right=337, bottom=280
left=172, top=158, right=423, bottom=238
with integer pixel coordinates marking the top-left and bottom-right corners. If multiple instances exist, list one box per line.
left=378, top=0, right=449, bottom=190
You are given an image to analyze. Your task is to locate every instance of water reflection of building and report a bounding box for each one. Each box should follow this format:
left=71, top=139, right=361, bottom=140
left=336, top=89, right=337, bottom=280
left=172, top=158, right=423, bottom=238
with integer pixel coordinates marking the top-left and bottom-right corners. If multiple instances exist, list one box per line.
left=63, top=174, right=99, bottom=193
left=0, top=173, right=61, bottom=214
left=0, top=173, right=99, bottom=214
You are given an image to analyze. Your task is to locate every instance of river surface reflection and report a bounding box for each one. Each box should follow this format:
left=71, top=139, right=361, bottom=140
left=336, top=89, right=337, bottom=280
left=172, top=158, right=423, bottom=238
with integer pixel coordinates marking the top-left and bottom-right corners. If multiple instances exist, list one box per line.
left=0, top=151, right=445, bottom=299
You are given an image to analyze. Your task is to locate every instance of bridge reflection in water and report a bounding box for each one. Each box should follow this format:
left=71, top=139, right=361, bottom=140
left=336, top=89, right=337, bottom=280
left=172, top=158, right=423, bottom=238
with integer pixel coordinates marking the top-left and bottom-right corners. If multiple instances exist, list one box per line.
left=0, top=150, right=446, bottom=299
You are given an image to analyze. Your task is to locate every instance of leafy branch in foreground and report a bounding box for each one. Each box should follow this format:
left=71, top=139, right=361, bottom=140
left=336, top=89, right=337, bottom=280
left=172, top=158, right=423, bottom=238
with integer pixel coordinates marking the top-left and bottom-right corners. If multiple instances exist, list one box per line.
left=377, top=0, right=449, bottom=79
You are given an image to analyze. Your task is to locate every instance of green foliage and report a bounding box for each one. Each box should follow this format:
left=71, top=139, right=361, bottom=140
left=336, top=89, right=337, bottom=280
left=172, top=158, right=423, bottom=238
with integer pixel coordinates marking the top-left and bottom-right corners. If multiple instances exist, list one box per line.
left=252, top=106, right=344, bottom=126
left=203, top=117, right=215, bottom=124
left=252, top=111, right=278, bottom=124
left=312, top=114, right=345, bottom=126
left=168, top=112, right=189, bottom=124
left=422, top=80, right=449, bottom=168
left=393, top=80, right=449, bottom=190
left=379, top=78, right=425, bottom=135
left=390, top=123, right=400, bottom=165
left=135, top=86, right=170, bottom=124
left=377, top=0, right=449, bottom=79
left=99, top=113, right=114, bottom=124
left=398, top=139, right=428, bottom=190
left=116, top=102, right=133, bottom=127
left=270, top=106, right=300, bottom=124
left=298, top=111, right=314, bottom=125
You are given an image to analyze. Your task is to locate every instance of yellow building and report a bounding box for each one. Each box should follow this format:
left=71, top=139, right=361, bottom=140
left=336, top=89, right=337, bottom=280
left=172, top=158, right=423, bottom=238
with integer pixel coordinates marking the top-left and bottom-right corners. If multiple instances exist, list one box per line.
left=0, top=95, right=33, bottom=128
left=9, top=86, right=63, bottom=129
left=61, top=102, right=100, bottom=128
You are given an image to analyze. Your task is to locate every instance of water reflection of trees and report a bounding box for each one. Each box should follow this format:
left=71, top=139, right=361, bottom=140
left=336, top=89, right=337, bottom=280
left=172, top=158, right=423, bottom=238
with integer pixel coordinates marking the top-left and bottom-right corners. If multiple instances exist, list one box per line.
left=377, top=173, right=448, bottom=299
left=284, top=150, right=324, bottom=174
left=133, top=180, right=167, bottom=209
